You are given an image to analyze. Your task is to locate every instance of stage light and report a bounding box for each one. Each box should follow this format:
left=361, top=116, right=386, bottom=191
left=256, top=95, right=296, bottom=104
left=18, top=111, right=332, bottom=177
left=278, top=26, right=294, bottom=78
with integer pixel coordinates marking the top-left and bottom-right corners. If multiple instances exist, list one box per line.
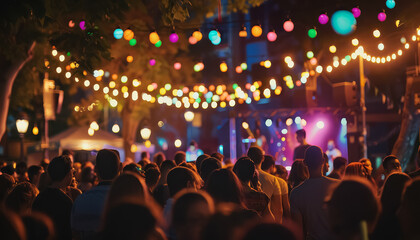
left=242, top=122, right=249, bottom=129
left=265, top=119, right=273, bottom=127
left=286, top=118, right=293, bottom=126
left=341, top=118, right=347, bottom=126
left=316, top=121, right=325, bottom=129
left=281, top=129, right=288, bottom=134
left=174, top=139, right=182, bottom=148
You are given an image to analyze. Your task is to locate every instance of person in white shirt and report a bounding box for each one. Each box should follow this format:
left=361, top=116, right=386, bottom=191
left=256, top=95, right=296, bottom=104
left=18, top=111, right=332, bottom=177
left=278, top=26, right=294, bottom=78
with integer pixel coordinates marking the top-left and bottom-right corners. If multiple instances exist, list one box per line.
left=247, top=146, right=283, bottom=223
left=325, top=140, right=341, bottom=175
left=290, top=145, right=339, bottom=240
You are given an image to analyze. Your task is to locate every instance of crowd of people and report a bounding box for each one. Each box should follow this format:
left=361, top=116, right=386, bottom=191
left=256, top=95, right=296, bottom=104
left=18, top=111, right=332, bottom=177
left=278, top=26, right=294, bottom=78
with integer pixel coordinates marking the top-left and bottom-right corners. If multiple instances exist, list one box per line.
left=1, top=130, right=420, bottom=240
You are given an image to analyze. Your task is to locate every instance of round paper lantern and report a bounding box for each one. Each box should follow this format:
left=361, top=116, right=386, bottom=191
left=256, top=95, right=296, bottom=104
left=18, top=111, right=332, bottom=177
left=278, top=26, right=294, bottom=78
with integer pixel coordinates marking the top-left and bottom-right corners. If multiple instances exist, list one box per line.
left=351, top=7, right=361, bottom=18
left=378, top=12, right=387, bottom=22
left=239, top=27, right=247, bottom=37
left=149, top=31, right=160, bottom=44
left=267, top=31, right=277, bottom=41
left=169, top=32, right=179, bottom=43
left=308, top=28, right=317, bottom=38
left=149, top=59, right=156, bottom=66
left=79, top=21, right=86, bottom=30
left=129, top=39, right=137, bottom=46
left=68, top=20, right=75, bottom=28
left=386, top=0, right=396, bottom=9
left=331, top=10, right=357, bottom=35
left=174, top=62, right=181, bottom=70
left=211, top=37, right=221, bottom=45
left=123, top=29, right=134, bottom=40
left=251, top=25, right=262, bottom=37
left=318, top=14, right=329, bottom=24
left=208, top=30, right=220, bottom=42
left=283, top=20, right=294, bottom=32
left=154, top=40, right=162, bottom=48
left=189, top=36, right=197, bottom=45
left=192, top=30, right=203, bottom=41
left=113, top=28, right=123, bottom=39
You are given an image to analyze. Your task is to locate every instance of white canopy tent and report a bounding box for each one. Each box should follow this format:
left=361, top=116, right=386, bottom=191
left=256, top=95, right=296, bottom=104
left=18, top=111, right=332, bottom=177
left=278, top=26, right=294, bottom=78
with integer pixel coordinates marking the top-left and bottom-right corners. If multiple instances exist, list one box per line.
left=50, top=126, right=154, bottom=161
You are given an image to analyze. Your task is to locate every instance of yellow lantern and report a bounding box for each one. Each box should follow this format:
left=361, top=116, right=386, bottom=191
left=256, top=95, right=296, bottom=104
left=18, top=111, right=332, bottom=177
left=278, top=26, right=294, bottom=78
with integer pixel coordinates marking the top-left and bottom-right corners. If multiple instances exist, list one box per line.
left=220, top=62, right=228, bottom=72
left=149, top=31, right=160, bottom=44
left=251, top=25, right=262, bottom=37
left=192, top=30, right=203, bottom=41
left=123, top=29, right=134, bottom=40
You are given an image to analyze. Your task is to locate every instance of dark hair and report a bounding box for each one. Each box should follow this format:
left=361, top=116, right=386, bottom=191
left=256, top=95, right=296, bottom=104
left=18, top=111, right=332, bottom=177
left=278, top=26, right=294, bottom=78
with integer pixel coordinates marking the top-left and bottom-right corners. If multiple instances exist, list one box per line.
left=144, top=163, right=158, bottom=172
left=0, top=208, right=26, bottom=240
left=47, top=155, right=72, bottom=182
left=0, top=174, right=15, bottom=202
left=327, top=179, right=380, bottom=238
left=304, top=146, right=324, bottom=169
left=261, top=155, right=276, bottom=171
left=167, top=167, right=199, bottom=197
left=96, top=149, right=120, bottom=180
left=196, top=154, right=210, bottom=174
left=16, top=162, right=27, bottom=175
left=1, top=164, right=16, bottom=176
left=333, top=157, right=347, bottom=170
left=200, top=157, right=222, bottom=183
left=345, top=162, right=366, bottom=178
left=62, top=149, right=74, bottom=156
left=211, top=153, right=223, bottom=162
left=80, top=166, right=94, bottom=183
left=140, top=151, right=149, bottom=160
left=22, top=212, right=55, bottom=240
left=381, top=172, right=411, bottom=214
left=27, top=166, right=42, bottom=183
left=205, top=169, right=244, bottom=206
left=382, top=155, right=398, bottom=171
left=5, top=182, right=39, bottom=214
left=296, top=129, right=306, bottom=138
left=247, top=147, right=264, bottom=165
left=123, top=163, right=143, bottom=177
left=101, top=202, right=157, bottom=240
left=233, top=157, right=255, bottom=182
left=288, top=160, right=309, bottom=188
left=174, top=151, right=186, bottom=165
left=145, top=167, right=161, bottom=189
left=152, top=152, right=165, bottom=167
left=243, top=223, right=296, bottom=240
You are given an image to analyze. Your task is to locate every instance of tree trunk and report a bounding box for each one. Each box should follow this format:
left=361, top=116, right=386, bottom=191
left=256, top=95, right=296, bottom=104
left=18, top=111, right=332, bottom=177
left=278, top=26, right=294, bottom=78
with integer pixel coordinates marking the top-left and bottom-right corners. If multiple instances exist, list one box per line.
left=391, top=76, right=420, bottom=171
left=0, top=42, right=36, bottom=141
left=121, top=100, right=140, bottom=162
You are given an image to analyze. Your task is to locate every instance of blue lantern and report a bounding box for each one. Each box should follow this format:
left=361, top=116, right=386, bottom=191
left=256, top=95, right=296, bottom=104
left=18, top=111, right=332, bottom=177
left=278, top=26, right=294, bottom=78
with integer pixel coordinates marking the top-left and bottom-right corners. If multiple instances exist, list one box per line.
left=113, top=28, right=123, bottom=39
left=331, top=10, right=357, bottom=35
left=386, top=0, right=396, bottom=9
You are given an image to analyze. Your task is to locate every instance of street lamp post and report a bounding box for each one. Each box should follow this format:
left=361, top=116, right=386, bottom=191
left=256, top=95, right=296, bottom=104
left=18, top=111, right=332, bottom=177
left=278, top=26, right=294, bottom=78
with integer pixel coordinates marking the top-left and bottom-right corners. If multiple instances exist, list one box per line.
left=16, top=119, right=29, bottom=162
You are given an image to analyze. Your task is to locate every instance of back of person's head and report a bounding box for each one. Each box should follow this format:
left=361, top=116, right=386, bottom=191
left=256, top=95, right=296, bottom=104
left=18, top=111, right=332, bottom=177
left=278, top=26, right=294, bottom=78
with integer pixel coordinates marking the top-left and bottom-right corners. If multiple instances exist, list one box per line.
left=247, top=147, right=264, bottom=165
left=144, top=162, right=158, bottom=172
left=47, top=155, right=72, bottom=182
left=123, top=163, right=143, bottom=176
left=105, top=173, right=148, bottom=210
left=327, top=178, right=380, bottom=238
left=16, top=162, right=27, bottom=176
left=80, top=166, right=94, bottom=183
left=5, top=182, right=39, bottom=214
left=381, top=172, right=411, bottom=214
left=398, top=178, right=420, bottom=239
left=296, top=129, right=306, bottom=138
left=61, top=149, right=74, bottom=157
left=22, top=212, right=55, bottom=240
left=1, top=164, right=16, bottom=176
left=196, top=154, right=210, bottom=174
left=261, top=155, right=276, bottom=171
left=40, top=159, right=49, bottom=172
left=200, top=157, right=222, bottom=183
left=160, top=159, right=176, bottom=173
left=172, top=190, right=215, bottom=240
left=174, top=151, right=186, bottom=165
left=333, top=157, right=347, bottom=170
left=167, top=167, right=200, bottom=197
left=345, top=162, right=367, bottom=178
left=243, top=223, right=297, bottom=240
left=101, top=201, right=157, bottom=240
left=211, top=153, right=223, bottom=162
left=152, top=152, right=165, bottom=167
left=303, top=146, right=324, bottom=170
left=141, top=151, right=149, bottom=160
left=0, top=173, right=16, bottom=202
left=0, top=208, right=26, bottom=240
left=145, top=167, right=161, bottom=190
left=27, top=166, right=42, bottom=183
left=96, top=149, right=120, bottom=181
left=205, top=169, right=243, bottom=206
left=137, top=159, right=150, bottom=169
left=276, top=165, right=288, bottom=179
left=382, top=155, right=400, bottom=172
left=233, top=157, right=255, bottom=182
left=288, top=160, right=309, bottom=187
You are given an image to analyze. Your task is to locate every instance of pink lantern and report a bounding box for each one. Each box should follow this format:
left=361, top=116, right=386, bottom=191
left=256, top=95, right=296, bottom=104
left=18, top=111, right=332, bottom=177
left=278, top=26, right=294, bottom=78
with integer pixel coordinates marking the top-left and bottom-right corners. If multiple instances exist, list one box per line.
left=351, top=7, right=361, bottom=18
left=378, top=12, right=387, bottom=22
left=174, top=62, right=181, bottom=70
left=169, top=32, right=179, bottom=43
left=189, top=36, right=197, bottom=45
left=283, top=20, right=294, bottom=32
left=318, top=14, right=329, bottom=24
left=267, top=31, right=277, bottom=41
left=149, top=59, right=156, bottom=66
left=79, top=21, right=86, bottom=30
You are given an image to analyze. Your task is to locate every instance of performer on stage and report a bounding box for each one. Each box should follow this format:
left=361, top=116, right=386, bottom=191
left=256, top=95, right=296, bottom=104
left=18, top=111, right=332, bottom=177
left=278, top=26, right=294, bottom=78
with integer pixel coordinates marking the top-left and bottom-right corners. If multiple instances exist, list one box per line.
left=186, top=140, right=204, bottom=162
left=293, top=129, right=310, bottom=161
left=325, top=140, right=342, bottom=175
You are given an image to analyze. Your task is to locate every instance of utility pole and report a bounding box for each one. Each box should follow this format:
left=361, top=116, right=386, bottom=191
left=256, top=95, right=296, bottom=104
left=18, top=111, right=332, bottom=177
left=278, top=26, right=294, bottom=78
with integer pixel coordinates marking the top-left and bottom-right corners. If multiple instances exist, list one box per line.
left=359, top=51, right=368, bottom=159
